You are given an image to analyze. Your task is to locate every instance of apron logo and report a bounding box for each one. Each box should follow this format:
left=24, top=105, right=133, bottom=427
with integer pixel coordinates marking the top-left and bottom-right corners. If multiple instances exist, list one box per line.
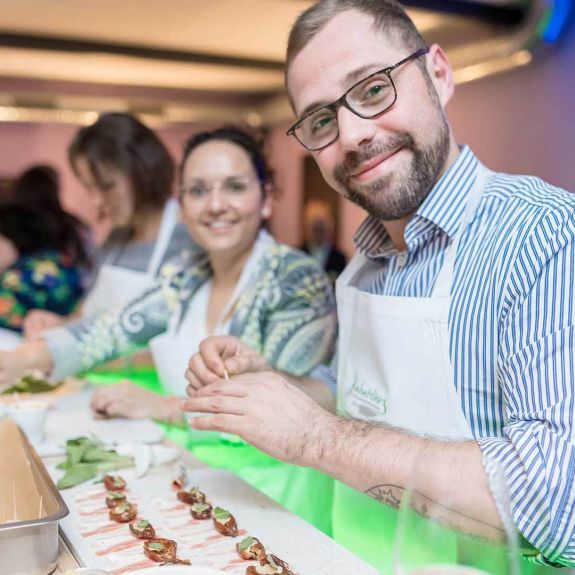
left=349, top=376, right=387, bottom=420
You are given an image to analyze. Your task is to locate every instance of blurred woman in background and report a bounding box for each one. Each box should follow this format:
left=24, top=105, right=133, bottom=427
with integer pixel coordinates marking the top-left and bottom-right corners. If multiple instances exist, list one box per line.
left=0, top=126, right=337, bottom=533
left=12, top=164, right=91, bottom=271
left=2, top=126, right=335, bottom=411
left=0, top=204, right=86, bottom=332
left=23, top=112, right=200, bottom=337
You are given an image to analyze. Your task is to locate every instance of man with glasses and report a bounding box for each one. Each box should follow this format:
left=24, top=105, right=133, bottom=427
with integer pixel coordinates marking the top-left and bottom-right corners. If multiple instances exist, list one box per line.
left=184, top=0, right=575, bottom=571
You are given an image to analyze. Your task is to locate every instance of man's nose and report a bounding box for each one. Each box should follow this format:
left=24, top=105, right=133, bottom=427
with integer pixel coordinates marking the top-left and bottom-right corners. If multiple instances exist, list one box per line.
left=336, top=106, right=377, bottom=151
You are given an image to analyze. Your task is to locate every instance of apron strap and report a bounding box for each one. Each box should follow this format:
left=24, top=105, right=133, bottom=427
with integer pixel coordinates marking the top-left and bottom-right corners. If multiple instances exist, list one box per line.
left=146, top=198, right=180, bottom=277
left=433, top=164, right=494, bottom=298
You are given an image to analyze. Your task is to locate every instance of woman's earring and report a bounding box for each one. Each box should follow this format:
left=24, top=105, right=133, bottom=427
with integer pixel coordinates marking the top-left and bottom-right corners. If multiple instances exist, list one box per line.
left=261, top=206, right=271, bottom=218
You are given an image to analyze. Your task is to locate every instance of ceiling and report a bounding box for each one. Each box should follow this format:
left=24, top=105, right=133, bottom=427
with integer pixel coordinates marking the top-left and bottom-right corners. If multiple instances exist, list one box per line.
left=0, top=0, right=565, bottom=126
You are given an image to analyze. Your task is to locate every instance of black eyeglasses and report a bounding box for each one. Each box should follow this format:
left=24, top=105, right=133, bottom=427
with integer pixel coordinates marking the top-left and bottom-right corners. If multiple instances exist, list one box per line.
left=287, top=47, right=429, bottom=152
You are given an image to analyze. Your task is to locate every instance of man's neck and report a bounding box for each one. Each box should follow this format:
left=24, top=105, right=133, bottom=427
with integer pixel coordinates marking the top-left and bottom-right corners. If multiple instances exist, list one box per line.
left=383, top=218, right=410, bottom=252
left=382, top=140, right=461, bottom=252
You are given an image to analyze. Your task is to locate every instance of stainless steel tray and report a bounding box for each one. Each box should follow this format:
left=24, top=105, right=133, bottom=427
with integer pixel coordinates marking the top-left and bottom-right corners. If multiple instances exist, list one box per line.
left=0, top=431, right=69, bottom=575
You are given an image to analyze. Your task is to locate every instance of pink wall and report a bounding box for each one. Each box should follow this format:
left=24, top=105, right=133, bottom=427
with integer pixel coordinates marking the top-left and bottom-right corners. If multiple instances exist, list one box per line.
left=0, top=122, right=213, bottom=243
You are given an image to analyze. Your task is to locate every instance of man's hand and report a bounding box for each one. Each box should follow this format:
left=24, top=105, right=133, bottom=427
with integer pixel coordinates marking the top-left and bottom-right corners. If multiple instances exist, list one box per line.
left=23, top=310, right=65, bottom=340
left=91, top=381, right=175, bottom=421
left=185, top=335, right=270, bottom=393
left=182, top=372, right=334, bottom=465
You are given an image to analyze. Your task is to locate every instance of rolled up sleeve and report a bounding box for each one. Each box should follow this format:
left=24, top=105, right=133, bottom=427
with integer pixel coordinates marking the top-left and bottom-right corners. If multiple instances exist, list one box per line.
left=478, top=211, right=575, bottom=566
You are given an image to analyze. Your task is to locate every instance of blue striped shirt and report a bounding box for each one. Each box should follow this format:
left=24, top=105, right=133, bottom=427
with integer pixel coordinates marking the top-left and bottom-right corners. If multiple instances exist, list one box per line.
left=349, top=146, right=575, bottom=566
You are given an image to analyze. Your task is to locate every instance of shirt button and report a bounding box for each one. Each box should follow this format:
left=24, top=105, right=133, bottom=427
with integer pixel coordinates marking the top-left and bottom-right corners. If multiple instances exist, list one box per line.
left=396, top=254, right=407, bottom=268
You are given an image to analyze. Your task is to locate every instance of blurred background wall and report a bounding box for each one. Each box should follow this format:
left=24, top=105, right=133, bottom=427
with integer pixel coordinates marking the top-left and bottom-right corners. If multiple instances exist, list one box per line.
left=0, top=1, right=573, bottom=256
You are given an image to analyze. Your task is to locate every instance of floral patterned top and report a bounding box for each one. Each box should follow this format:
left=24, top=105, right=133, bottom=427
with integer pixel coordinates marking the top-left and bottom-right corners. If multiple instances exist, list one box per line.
left=0, top=250, right=85, bottom=332
left=46, top=231, right=337, bottom=380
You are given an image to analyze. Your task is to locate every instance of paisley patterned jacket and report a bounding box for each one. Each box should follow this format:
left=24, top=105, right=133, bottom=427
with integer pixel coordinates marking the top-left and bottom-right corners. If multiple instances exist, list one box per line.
left=49, top=231, right=337, bottom=379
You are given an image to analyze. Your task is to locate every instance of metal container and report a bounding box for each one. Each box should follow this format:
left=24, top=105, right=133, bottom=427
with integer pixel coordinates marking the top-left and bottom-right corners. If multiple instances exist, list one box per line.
left=0, top=431, right=69, bottom=575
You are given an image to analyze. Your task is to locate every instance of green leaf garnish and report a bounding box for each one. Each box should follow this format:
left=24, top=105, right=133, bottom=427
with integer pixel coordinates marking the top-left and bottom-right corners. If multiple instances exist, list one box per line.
left=192, top=503, right=210, bottom=513
left=108, top=491, right=125, bottom=499
left=136, top=520, right=150, bottom=528
left=238, top=536, right=254, bottom=551
left=1, top=374, right=62, bottom=395
left=213, top=506, right=230, bottom=520
left=55, top=437, right=134, bottom=489
left=148, top=542, right=165, bottom=551
left=267, top=555, right=280, bottom=570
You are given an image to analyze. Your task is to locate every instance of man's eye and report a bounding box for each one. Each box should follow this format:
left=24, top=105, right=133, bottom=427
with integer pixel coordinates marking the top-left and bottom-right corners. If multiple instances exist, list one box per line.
left=361, top=82, right=388, bottom=101
left=310, top=114, right=335, bottom=135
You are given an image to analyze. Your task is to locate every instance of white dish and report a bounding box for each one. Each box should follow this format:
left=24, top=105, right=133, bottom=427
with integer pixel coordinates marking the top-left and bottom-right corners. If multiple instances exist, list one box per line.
left=125, top=567, right=229, bottom=575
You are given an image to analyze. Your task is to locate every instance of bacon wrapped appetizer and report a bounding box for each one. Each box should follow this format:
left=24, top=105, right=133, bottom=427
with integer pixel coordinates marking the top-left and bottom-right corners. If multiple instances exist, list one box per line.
left=245, top=554, right=294, bottom=575
left=190, top=502, right=212, bottom=520
left=109, top=501, right=137, bottom=523
left=171, top=463, right=188, bottom=491
left=237, top=535, right=266, bottom=560
left=213, top=506, right=238, bottom=536
left=129, top=519, right=156, bottom=539
left=143, top=538, right=191, bottom=565
left=105, top=491, right=127, bottom=508
left=103, top=474, right=126, bottom=491
left=177, top=487, right=206, bottom=505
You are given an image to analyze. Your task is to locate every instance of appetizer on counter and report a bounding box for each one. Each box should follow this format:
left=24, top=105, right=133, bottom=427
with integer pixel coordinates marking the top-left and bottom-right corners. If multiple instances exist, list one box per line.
left=177, top=486, right=206, bottom=505
left=105, top=491, right=127, bottom=508
left=172, top=463, right=189, bottom=491
left=129, top=519, right=156, bottom=539
left=103, top=474, right=126, bottom=491
left=109, top=501, right=137, bottom=523
left=190, top=502, right=213, bottom=520
left=143, top=538, right=191, bottom=565
left=246, top=554, right=294, bottom=575
left=213, top=506, right=238, bottom=536
left=237, top=536, right=266, bottom=560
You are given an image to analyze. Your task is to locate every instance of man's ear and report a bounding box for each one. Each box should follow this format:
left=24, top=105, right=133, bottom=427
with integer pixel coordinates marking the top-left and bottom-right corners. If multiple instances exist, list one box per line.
left=426, top=44, right=455, bottom=108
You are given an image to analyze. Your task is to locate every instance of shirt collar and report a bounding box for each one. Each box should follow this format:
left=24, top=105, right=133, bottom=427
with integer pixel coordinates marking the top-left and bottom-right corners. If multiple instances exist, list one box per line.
left=354, top=146, right=479, bottom=258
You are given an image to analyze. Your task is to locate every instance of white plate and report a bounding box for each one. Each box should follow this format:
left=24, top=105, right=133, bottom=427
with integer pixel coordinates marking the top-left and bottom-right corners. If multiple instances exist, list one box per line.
left=124, top=567, right=229, bottom=575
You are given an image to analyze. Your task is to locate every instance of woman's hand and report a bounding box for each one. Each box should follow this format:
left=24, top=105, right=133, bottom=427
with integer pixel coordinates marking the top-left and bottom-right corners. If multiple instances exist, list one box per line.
left=23, top=310, right=65, bottom=340
left=0, top=341, right=53, bottom=389
left=91, top=381, right=178, bottom=421
left=185, top=335, right=270, bottom=394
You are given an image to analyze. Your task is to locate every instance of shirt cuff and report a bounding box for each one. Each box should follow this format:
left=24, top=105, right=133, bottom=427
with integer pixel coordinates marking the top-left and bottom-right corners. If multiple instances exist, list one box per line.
left=42, top=327, right=83, bottom=381
left=310, top=363, right=337, bottom=396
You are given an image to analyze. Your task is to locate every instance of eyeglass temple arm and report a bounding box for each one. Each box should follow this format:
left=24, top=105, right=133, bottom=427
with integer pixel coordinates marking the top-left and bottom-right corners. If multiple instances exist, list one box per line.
left=390, top=46, right=430, bottom=71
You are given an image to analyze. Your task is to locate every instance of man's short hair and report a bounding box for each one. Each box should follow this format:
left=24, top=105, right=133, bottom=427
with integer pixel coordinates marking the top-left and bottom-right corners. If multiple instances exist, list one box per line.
left=286, top=0, right=427, bottom=78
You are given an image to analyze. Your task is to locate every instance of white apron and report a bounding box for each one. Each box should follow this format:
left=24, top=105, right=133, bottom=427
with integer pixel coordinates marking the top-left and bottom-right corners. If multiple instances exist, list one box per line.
left=149, top=231, right=270, bottom=395
left=82, top=199, right=179, bottom=319
left=332, top=165, right=493, bottom=572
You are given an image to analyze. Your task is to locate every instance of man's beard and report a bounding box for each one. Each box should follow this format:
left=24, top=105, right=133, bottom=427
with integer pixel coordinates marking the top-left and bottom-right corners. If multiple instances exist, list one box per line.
left=333, top=117, right=451, bottom=221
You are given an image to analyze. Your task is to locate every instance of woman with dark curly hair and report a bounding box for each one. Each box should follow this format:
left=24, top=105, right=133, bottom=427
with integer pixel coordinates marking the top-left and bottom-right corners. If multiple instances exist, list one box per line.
left=0, top=204, right=85, bottom=332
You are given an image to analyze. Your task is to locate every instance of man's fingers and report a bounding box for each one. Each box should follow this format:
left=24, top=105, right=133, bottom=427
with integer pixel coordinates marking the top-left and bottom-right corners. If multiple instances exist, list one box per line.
left=184, top=394, right=246, bottom=416
left=189, top=412, right=245, bottom=435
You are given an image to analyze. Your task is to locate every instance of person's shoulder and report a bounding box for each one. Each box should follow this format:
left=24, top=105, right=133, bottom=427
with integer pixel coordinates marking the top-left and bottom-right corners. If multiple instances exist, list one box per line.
left=484, top=172, right=575, bottom=236
left=264, top=238, right=331, bottom=280
left=488, top=172, right=575, bottom=213
left=164, top=222, right=204, bottom=262
left=12, top=250, right=80, bottom=285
